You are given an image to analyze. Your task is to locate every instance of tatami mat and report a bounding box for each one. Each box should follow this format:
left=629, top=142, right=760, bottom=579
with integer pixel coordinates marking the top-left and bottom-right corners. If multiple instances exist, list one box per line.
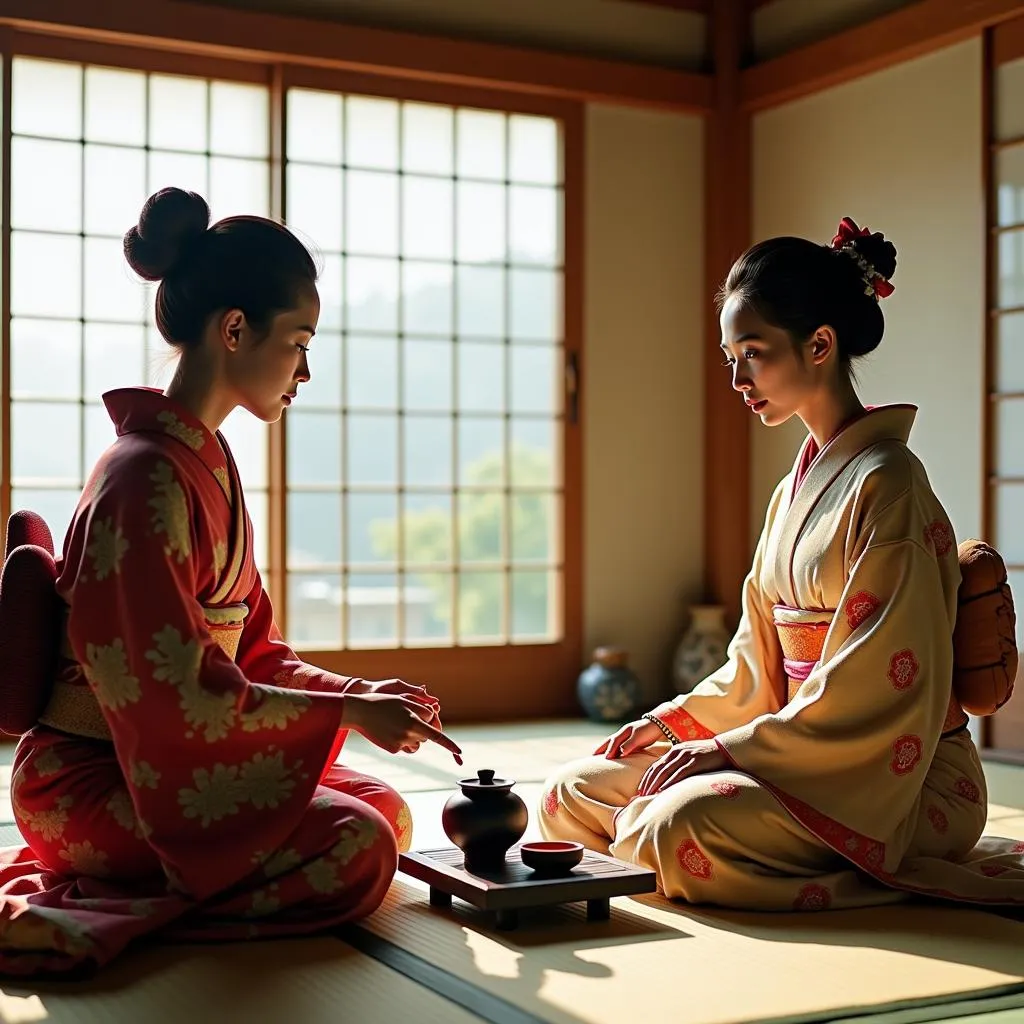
left=357, top=877, right=1024, bottom=1024
left=0, top=726, right=1023, bottom=1024
left=0, top=935, right=483, bottom=1024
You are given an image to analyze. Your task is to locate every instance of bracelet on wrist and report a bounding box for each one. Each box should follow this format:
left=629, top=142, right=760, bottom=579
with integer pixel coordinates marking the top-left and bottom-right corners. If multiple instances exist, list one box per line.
left=642, top=712, right=679, bottom=744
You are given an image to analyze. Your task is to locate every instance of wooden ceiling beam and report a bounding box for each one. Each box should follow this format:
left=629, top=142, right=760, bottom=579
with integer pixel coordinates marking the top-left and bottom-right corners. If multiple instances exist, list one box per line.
left=614, top=0, right=711, bottom=13
left=0, top=0, right=715, bottom=113
left=740, top=0, right=1024, bottom=111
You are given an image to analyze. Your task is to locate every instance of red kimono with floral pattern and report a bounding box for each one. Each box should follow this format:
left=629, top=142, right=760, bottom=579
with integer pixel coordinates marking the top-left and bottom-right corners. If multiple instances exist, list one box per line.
left=0, top=388, right=410, bottom=977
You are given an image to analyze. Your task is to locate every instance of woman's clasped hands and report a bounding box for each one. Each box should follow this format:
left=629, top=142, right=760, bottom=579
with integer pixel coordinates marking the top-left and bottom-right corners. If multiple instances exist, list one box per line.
left=594, top=716, right=727, bottom=797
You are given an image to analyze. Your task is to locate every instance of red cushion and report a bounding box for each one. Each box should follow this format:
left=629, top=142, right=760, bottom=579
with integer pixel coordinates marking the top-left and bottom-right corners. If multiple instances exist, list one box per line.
left=0, top=543, right=60, bottom=736
left=5, top=509, right=54, bottom=558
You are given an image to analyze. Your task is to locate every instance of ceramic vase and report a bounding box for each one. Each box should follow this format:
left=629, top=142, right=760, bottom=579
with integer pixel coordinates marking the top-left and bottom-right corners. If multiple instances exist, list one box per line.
left=576, top=646, right=642, bottom=723
left=672, top=605, right=729, bottom=694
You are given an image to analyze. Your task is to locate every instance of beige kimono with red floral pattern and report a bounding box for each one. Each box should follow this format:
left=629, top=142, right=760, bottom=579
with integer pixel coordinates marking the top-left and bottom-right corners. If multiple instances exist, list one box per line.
left=542, top=406, right=1024, bottom=911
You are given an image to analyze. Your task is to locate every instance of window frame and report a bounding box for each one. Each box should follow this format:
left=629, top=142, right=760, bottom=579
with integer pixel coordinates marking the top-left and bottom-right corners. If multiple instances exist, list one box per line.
left=0, top=29, right=584, bottom=721
left=983, top=17, right=1024, bottom=760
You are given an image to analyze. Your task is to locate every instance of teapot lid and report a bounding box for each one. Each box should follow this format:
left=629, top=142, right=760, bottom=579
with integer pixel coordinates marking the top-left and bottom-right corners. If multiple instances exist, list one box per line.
left=458, top=768, right=515, bottom=793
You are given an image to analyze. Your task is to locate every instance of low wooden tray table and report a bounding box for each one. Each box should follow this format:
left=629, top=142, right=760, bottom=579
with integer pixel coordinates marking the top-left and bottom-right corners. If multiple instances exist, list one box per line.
left=398, top=845, right=657, bottom=930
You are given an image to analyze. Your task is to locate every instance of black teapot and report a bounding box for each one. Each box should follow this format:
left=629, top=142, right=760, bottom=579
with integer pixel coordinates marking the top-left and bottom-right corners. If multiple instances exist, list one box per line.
left=441, top=769, right=528, bottom=874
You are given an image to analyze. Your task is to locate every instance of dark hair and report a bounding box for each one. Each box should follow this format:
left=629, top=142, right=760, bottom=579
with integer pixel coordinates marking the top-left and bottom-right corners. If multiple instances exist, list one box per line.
left=123, top=188, right=318, bottom=348
left=717, top=220, right=897, bottom=365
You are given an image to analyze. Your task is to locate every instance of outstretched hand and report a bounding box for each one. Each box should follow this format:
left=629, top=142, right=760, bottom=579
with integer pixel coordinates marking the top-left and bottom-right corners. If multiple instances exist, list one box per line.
left=636, top=739, right=727, bottom=797
left=344, top=692, right=463, bottom=764
left=364, top=678, right=442, bottom=729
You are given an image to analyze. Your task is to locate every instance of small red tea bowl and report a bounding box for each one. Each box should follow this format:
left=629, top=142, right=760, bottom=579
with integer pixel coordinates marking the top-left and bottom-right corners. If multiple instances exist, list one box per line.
left=520, top=840, right=584, bottom=875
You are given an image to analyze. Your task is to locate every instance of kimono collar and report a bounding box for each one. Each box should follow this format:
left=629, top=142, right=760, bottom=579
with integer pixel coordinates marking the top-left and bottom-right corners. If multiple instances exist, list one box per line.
left=103, top=387, right=232, bottom=499
left=792, top=404, right=916, bottom=497
left=768, top=404, right=917, bottom=607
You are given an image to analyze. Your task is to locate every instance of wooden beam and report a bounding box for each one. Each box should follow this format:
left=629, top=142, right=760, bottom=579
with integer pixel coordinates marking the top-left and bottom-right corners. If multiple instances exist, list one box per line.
left=0, top=0, right=714, bottom=113
left=740, top=0, right=1024, bottom=112
left=618, top=0, right=711, bottom=13
left=703, top=0, right=752, bottom=629
left=994, top=11, right=1024, bottom=63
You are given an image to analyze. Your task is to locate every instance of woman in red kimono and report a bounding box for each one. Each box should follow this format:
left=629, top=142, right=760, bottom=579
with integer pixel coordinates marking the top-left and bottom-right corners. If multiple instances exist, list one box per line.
left=0, top=187, right=462, bottom=976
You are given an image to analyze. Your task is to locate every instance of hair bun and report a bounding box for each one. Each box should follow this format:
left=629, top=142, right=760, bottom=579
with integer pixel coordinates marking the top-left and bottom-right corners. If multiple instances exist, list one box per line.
left=851, top=229, right=897, bottom=284
left=123, top=188, right=211, bottom=282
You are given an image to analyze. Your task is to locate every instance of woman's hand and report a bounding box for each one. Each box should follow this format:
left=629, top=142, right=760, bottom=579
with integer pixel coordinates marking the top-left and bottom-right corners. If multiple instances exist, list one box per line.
left=364, top=678, right=442, bottom=729
left=594, top=718, right=664, bottom=759
left=343, top=693, right=462, bottom=764
left=636, top=740, right=727, bottom=797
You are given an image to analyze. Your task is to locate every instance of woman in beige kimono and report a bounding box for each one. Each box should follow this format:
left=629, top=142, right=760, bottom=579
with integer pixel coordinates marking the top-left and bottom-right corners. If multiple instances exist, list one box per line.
left=541, top=217, right=1024, bottom=911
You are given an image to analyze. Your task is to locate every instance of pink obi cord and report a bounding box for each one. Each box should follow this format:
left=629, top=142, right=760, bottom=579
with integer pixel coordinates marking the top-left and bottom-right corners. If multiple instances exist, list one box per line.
left=783, top=658, right=817, bottom=682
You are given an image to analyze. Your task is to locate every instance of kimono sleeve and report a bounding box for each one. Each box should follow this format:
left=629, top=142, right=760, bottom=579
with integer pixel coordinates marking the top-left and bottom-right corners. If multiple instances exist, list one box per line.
left=234, top=572, right=368, bottom=696
left=647, top=480, right=787, bottom=741
left=715, top=490, right=959, bottom=862
left=64, top=451, right=349, bottom=899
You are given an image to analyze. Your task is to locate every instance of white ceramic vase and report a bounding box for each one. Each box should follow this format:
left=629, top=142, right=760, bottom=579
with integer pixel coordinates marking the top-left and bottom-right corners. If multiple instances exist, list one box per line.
left=672, top=605, right=729, bottom=694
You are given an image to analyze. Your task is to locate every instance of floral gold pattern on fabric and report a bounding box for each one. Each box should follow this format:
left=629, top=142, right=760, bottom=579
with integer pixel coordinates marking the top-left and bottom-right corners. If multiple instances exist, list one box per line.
left=887, top=649, right=920, bottom=691
left=105, top=790, right=146, bottom=838
left=304, top=819, right=379, bottom=894
left=59, top=840, right=110, bottom=877
left=146, top=625, right=202, bottom=688
left=212, top=541, right=227, bottom=581
left=240, top=751, right=298, bottom=809
left=84, top=639, right=141, bottom=710
left=889, top=734, right=923, bottom=776
left=213, top=466, right=230, bottom=499
left=263, top=848, right=302, bottom=879
left=148, top=461, right=191, bottom=563
left=88, top=469, right=108, bottom=502
left=394, top=804, right=413, bottom=852
left=178, top=763, right=247, bottom=827
left=245, top=885, right=281, bottom=917
left=844, top=591, right=881, bottom=630
left=676, top=839, right=714, bottom=879
left=240, top=685, right=311, bottom=732
left=158, top=411, right=205, bottom=451
left=129, top=760, right=162, bottom=790
left=86, top=517, right=129, bottom=580
left=177, top=751, right=302, bottom=828
left=34, top=749, right=63, bottom=778
left=20, top=796, right=73, bottom=842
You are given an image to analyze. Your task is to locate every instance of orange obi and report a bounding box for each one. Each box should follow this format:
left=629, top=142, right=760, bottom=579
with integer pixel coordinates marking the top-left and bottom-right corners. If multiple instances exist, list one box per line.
left=37, top=603, right=249, bottom=742
left=773, top=606, right=968, bottom=736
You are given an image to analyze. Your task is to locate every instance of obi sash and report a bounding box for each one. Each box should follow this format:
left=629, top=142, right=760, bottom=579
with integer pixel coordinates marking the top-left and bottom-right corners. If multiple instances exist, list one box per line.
left=37, top=436, right=251, bottom=743
left=773, top=605, right=969, bottom=737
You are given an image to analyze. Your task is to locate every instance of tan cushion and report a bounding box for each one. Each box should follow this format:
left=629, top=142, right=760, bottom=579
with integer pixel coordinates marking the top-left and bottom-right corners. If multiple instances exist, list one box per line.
left=952, top=539, right=1018, bottom=716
